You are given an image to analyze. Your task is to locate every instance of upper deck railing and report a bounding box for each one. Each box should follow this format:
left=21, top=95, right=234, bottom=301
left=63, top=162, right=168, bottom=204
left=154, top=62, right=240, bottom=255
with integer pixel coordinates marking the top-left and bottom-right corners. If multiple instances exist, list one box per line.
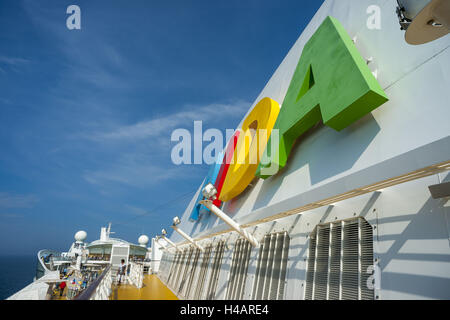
left=128, top=261, right=144, bottom=288
left=74, top=265, right=112, bottom=300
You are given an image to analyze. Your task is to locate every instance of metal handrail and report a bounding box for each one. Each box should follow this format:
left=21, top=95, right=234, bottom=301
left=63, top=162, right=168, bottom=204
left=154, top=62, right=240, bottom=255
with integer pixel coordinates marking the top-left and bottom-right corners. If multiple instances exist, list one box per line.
left=74, top=264, right=111, bottom=300
left=37, top=249, right=61, bottom=270
left=128, top=261, right=144, bottom=288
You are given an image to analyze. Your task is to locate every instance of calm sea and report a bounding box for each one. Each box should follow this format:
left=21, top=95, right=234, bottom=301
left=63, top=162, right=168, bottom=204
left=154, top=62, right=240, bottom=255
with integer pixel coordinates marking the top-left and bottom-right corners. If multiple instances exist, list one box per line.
left=0, top=255, right=37, bottom=300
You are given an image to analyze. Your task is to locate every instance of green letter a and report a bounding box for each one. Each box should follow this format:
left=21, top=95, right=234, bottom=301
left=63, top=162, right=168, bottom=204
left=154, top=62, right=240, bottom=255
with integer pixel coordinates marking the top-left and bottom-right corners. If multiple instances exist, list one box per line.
left=257, top=16, right=388, bottom=179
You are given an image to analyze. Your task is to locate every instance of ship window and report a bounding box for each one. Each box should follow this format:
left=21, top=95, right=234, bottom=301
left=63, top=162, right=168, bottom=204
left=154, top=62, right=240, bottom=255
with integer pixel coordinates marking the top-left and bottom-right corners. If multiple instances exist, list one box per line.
left=252, top=231, right=290, bottom=300
left=305, top=217, right=374, bottom=300
left=110, top=245, right=129, bottom=268
left=226, top=238, right=252, bottom=300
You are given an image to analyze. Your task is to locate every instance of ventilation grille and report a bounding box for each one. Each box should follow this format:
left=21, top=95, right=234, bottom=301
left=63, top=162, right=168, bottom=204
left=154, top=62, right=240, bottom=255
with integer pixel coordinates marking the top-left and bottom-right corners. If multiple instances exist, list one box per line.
left=205, top=241, right=226, bottom=300
left=193, top=245, right=213, bottom=300
left=305, top=217, right=374, bottom=300
left=173, top=248, right=189, bottom=293
left=176, top=247, right=194, bottom=295
left=183, top=248, right=201, bottom=299
left=226, top=239, right=252, bottom=300
left=159, top=252, right=173, bottom=283
left=168, top=249, right=184, bottom=289
left=252, top=232, right=290, bottom=300
left=166, top=251, right=177, bottom=287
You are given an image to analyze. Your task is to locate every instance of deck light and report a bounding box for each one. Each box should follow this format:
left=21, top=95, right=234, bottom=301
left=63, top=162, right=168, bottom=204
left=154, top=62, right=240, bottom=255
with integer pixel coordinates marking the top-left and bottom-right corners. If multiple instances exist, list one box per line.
left=154, top=236, right=168, bottom=251
left=160, top=231, right=182, bottom=252
left=171, top=217, right=204, bottom=252
left=200, top=184, right=259, bottom=247
left=173, top=216, right=181, bottom=225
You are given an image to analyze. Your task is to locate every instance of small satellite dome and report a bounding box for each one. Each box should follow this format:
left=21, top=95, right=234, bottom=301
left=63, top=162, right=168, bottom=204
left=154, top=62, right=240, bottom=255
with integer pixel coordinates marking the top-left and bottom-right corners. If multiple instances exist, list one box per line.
left=138, top=235, right=149, bottom=245
left=74, top=230, right=87, bottom=242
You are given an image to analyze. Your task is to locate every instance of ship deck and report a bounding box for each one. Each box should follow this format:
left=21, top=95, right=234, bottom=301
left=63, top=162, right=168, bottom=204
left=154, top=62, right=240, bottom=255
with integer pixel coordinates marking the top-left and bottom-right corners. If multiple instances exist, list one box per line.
left=111, top=274, right=178, bottom=300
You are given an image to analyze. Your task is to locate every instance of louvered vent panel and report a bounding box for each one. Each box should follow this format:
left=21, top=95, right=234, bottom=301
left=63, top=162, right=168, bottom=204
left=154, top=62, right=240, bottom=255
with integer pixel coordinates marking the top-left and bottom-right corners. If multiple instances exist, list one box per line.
left=184, top=248, right=201, bottom=299
left=158, top=252, right=166, bottom=277
left=226, top=240, right=241, bottom=300
left=236, top=241, right=251, bottom=300
left=206, top=241, right=225, bottom=300
left=226, top=239, right=252, bottom=300
left=160, top=252, right=167, bottom=271
left=360, top=219, right=375, bottom=300
left=166, top=252, right=176, bottom=282
left=178, top=247, right=194, bottom=295
left=314, top=226, right=330, bottom=300
left=328, top=223, right=342, bottom=300
left=168, top=251, right=178, bottom=288
left=166, top=252, right=176, bottom=286
left=167, top=253, right=176, bottom=282
left=252, top=232, right=290, bottom=300
left=159, top=252, right=173, bottom=283
left=277, top=233, right=290, bottom=300
left=193, top=245, right=212, bottom=300
left=252, top=235, right=270, bottom=299
left=342, top=221, right=359, bottom=300
left=305, top=217, right=374, bottom=300
left=168, top=251, right=182, bottom=288
left=304, top=235, right=316, bottom=300
left=173, top=249, right=187, bottom=291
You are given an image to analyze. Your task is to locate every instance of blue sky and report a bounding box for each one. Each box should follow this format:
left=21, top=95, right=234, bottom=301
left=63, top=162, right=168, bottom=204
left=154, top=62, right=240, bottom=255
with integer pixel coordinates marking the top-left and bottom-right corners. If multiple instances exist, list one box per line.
left=0, top=0, right=323, bottom=255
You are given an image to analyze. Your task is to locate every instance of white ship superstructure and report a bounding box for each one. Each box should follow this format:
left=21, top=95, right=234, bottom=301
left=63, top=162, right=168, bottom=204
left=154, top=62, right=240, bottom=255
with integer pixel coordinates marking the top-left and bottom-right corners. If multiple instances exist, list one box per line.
left=7, top=224, right=159, bottom=300
left=6, top=0, right=450, bottom=300
left=157, top=0, right=450, bottom=300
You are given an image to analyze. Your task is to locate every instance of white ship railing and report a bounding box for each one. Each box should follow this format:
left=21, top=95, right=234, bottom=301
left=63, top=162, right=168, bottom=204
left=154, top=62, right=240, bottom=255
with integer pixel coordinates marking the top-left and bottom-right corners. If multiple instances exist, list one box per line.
left=75, top=265, right=112, bottom=300
left=36, top=249, right=64, bottom=279
left=127, top=261, right=144, bottom=288
left=150, top=259, right=160, bottom=274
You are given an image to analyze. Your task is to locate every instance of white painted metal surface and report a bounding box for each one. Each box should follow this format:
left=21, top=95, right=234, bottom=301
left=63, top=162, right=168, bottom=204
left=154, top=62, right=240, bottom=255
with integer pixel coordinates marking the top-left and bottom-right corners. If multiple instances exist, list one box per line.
left=91, top=267, right=113, bottom=300
left=128, top=262, right=144, bottom=289
left=156, top=0, right=450, bottom=301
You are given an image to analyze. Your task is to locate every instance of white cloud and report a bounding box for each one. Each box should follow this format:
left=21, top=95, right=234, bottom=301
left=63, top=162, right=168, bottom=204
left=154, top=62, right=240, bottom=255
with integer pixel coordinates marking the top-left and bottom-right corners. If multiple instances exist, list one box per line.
left=22, top=1, right=130, bottom=92
left=0, top=56, right=30, bottom=66
left=89, top=100, right=250, bottom=141
left=79, top=100, right=249, bottom=189
left=82, top=154, right=190, bottom=188
left=0, top=56, right=30, bottom=74
left=123, top=204, right=148, bottom=216
left=0, top=193, right=39, bottom=208
left=0, top=213, right=25, bottom=219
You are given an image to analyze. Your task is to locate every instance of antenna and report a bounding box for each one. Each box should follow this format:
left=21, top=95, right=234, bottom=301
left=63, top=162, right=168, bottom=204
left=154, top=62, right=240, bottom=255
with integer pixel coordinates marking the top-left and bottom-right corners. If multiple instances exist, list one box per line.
left=107, top=222, right=115, bottom=236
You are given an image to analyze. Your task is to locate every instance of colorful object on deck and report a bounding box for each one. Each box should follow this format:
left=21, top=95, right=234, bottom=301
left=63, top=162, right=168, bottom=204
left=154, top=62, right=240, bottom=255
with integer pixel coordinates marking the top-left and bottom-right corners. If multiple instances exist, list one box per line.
left=194, top=16, right=388, bottom=203
left=219, top=97, right=280, bottom=202
left=256, top=16, right=388, bottom=179
left=189, top=152, right=224, bottom=221
left=213, top=130, right=240, bottom=206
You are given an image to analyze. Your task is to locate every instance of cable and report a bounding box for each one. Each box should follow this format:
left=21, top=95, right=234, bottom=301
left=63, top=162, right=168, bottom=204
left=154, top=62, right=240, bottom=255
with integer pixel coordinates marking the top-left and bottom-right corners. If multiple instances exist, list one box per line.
left=112, top=189, right=197, bottom=228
